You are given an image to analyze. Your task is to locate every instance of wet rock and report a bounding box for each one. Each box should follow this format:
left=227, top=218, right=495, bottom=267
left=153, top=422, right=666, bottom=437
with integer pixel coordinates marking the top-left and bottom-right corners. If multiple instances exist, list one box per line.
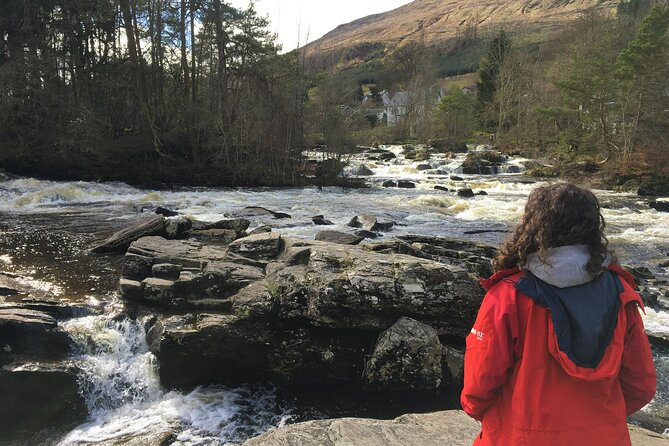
left=275, top=242, right=483, bottom=336
left=461, top=151, right=505, bottom=175
left=348, top=214, right=395, bottom=232
left=152, top=263, right=182, bottom=280
left=650, top=201, right=669, bottom=213
left=378, top=152, right=397, bottom=161
left=122, top=253, right=153, bottom=280
left=83, top=429, right=174, bottom=446
left=91, top=215, right=166, bottom=253
left=442, top=345, right=465, bottom=385
left=0, top=308, right=72, bottom=365
left=353, top=165, right=375, bottom=176
left=430, top=139, right=468, bottom=153
left=356, top=230, right=380, bottom=239
left=228, top=233, right=283, bottom=260
left=147, top=314, right=273, bottom=388
left=120, top=278, right=143, bottom=301
left=234, top=206, right=291, bottom=219
left=457, top=188, right=474, bottom=198
left=415, top=164, right=432, bottom=171
left=127, top=237, right=213, bottom=270
left=2, top=298, right=95, bottom=320
left=434, top=186, right=449, bottom=192
left=201, top=218, right=251, bottom=232
left=0, top=287, right=18, bottom=296
left=463, top=229, right=509, bottom=235
left=190, top=229, right=240, bottom=245
left=249, top=225, right=272, bottom=235
left=367, top=235, right=496, bottom=278
left=315, top=231, right=364, bottom=245
left=476, top=191, right=488, bottom=196
left=149, top=312, right=370, bottom=390
left=363, top=317, right=442, bottom=391
left=312, top=215, right=334, bottom=226
left=142, top=277, right=176, bottom=304
left=382, top=180, right=398, bottom=188
left=155, top=206, right=179, bottom=217
left=450, top=175, right=464, bottom=181
left=164, top=216, right=192, bottom=239
left=0, top=365, right=87, bottom=445
left=397, top=180, right=416, bottom=189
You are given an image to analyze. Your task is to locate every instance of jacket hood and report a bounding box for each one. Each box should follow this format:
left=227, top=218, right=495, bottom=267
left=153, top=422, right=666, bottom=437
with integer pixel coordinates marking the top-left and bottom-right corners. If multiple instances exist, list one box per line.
left=524, top=245, right=612, bottom=288
left=516, top=270, right=623, bottom=379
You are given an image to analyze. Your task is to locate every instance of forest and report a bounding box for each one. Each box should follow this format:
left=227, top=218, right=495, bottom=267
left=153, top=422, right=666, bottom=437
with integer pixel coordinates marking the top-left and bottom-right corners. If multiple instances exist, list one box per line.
left=0, top=0, right=305, bottom=185
left=1, top=0, right=668, bottom=192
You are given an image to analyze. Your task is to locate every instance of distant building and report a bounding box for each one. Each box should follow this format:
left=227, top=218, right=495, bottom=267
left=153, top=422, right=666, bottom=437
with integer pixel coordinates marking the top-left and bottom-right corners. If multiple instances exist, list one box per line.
left=380, top=90, right=411, bottom=126
left=378, top=89, right=443, bottom=130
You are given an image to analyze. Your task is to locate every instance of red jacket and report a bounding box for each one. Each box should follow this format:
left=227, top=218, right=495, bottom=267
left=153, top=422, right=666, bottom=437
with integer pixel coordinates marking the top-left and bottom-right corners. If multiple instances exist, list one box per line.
left=461, top=265, right=656, bottom=446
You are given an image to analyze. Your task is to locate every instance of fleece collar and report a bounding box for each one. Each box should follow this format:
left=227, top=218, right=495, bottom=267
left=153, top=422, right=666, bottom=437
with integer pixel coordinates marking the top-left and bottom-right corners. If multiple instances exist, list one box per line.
left=524, top=245, right=612, bottom=289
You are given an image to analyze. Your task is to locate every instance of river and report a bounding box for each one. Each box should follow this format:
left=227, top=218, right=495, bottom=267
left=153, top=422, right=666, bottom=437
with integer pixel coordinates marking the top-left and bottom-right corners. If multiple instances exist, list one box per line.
left=0, top=145, right=668, bottom=444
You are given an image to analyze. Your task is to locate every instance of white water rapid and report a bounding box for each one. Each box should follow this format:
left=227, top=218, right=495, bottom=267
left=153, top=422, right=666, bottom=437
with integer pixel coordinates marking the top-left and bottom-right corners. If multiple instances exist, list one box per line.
left=57, top=309, right=291, bottom=446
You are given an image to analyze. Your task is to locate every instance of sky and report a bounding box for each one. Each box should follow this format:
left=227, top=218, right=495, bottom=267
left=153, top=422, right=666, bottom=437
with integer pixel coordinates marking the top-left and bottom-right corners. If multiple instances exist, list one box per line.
left=228, top=0, right=413, bottom=52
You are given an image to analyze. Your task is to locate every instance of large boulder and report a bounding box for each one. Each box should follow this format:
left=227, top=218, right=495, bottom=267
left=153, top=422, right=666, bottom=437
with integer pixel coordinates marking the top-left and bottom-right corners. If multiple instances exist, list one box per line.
left=190, top=218, right=250, bottom=245
left=0, top=365, right=87, bottom=445
left=460, top=151, right=505, bottom=175
left=91, top=215, right=166, bottom=253
left=363, top=317, right=443, bottom=391
left=228, top=232, right=283, bottom=260
left=0, top=308, right=72, bottom=365
left=147, top=314, right=272, bottom=388
left=121, top=235, right=487, bottom=391
left=237, top=410, right=669, bottom=446
left=367, top=235, right=496, bottom=278
left=147, top=313, right=372, bottom=389
left=352, top=165, right=375, bottom=176
left=348, top=214, right=394, bottom=232
left=269, top=241, right=483, bottom=336
left=239, top=411, right=479, bottom=446
left=164, top=216, right=192, bottom=239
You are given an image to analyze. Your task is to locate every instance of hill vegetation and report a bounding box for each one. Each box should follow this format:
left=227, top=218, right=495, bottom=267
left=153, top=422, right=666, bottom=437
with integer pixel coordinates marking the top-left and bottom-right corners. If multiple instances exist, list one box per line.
left=304, top=0, right=669, bottom=195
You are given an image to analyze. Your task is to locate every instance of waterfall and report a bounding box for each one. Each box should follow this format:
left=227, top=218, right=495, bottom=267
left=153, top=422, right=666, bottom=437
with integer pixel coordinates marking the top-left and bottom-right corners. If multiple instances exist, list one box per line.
left=58, top=309, right=291, bottom=446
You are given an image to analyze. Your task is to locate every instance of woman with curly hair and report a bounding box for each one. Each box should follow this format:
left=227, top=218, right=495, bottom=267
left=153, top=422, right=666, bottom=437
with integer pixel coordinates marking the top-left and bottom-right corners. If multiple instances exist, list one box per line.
left=461, top=182, right=656, bottom=446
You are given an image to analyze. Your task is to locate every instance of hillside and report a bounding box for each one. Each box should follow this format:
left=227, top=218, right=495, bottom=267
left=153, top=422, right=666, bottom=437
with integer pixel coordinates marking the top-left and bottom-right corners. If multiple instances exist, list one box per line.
left=303, top=0, right=619, bottom=70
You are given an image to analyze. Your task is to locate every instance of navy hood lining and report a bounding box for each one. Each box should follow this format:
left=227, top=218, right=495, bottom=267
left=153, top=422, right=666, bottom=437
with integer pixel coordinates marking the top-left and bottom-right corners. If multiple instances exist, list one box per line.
left=515, top=270, right=623, bottom=369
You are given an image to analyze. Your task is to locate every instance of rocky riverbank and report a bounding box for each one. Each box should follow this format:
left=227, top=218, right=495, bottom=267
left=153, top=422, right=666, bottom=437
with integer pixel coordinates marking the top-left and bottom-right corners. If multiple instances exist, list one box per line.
left=236, top=410, right=669, bottom=446
left=115, top=220, right=490, bottom=391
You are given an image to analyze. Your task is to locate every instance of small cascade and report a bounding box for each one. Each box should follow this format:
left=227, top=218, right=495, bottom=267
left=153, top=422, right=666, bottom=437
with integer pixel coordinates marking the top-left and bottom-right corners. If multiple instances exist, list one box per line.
left=337, top=144, right=527, bottom=181
left=58, top=309, right=291, bottom=445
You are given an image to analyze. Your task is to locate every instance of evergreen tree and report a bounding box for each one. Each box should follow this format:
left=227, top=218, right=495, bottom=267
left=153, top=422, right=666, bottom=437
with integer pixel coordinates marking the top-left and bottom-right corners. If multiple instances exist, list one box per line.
left=476, top=30, right=511, bottom=131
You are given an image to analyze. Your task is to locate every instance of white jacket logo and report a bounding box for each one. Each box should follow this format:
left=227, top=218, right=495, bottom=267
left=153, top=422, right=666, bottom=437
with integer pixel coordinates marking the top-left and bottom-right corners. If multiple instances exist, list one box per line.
left=471, top=328, right=484, bottom=341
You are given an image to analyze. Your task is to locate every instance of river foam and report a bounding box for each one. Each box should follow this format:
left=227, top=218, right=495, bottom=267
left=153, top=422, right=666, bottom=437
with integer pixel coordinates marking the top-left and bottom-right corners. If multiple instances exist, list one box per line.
left=58, top=313, right=291, bottom=445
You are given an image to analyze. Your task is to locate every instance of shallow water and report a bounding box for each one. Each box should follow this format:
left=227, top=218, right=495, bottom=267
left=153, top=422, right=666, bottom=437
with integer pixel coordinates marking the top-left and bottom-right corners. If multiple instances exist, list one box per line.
left=1, top=145, right=668, bottom=443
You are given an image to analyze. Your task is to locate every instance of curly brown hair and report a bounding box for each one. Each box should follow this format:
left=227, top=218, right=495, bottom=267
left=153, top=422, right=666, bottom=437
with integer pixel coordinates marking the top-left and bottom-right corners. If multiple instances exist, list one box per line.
left=494, top=182, right=612, bottom=275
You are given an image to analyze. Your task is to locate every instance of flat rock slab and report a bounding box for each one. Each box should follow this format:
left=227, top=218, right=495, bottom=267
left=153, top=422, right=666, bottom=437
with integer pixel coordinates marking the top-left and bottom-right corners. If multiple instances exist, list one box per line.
left=74, top=429, right=174, bottom=446
left=315, top=231, right=363, bottom=245
left=228, top=232, right=283, bottom=260
left=233, top=206, right=291, bottom=219
left=239, top=411, right=669, bottom=446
